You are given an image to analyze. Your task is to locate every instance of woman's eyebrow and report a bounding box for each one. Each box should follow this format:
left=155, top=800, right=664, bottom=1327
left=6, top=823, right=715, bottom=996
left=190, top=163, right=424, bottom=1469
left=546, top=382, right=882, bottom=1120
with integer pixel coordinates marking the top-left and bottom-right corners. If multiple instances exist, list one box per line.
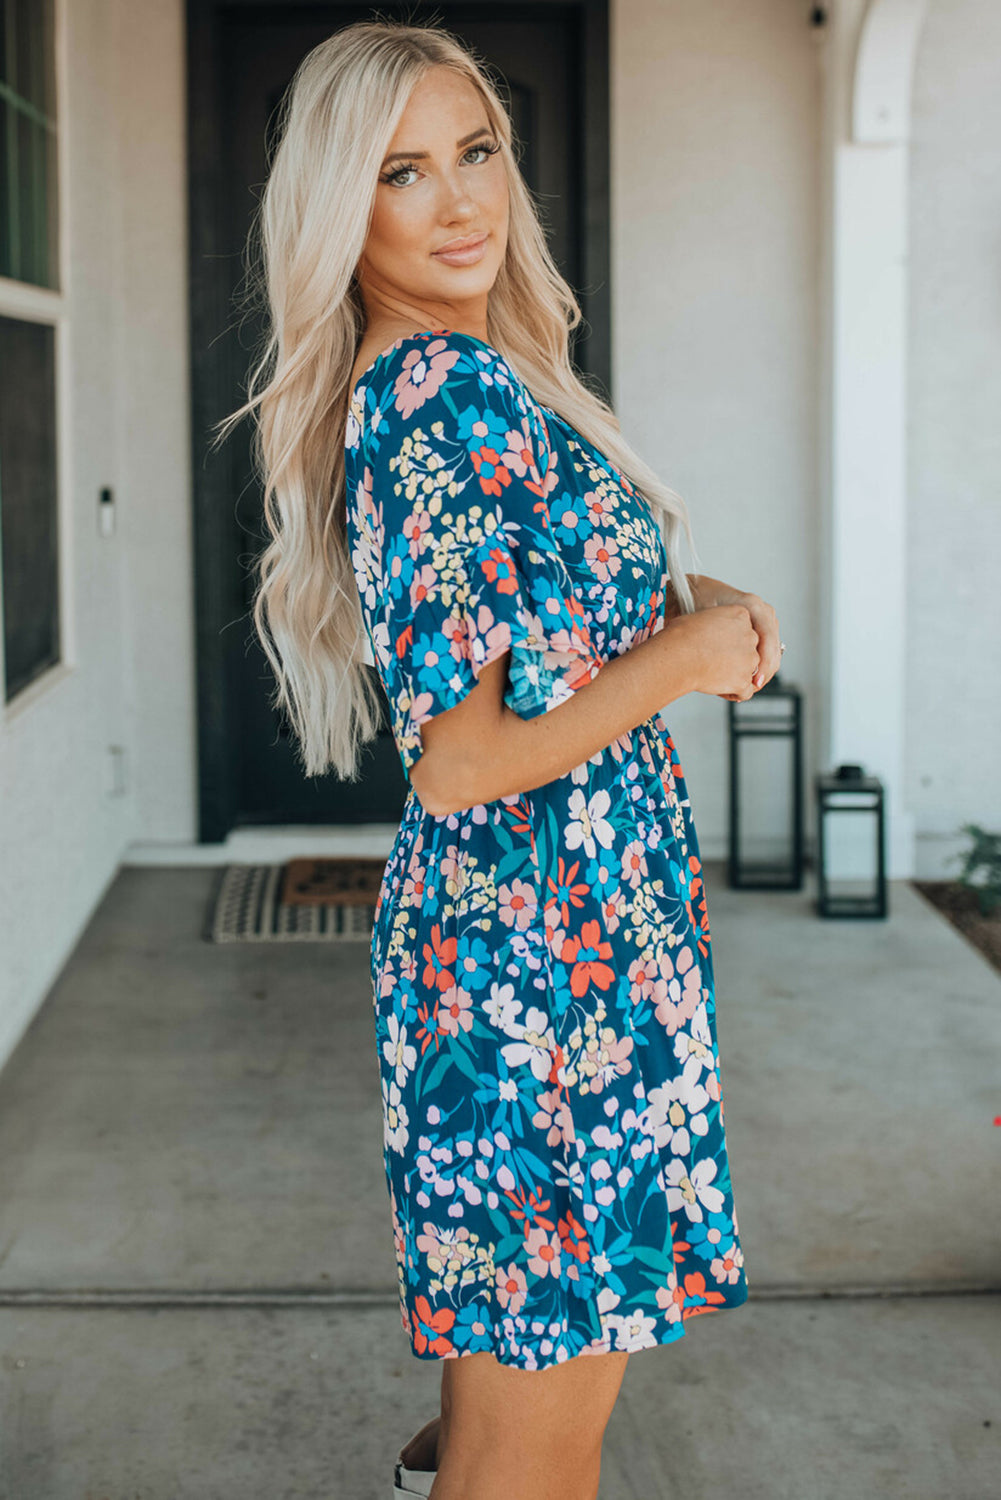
left=380, top=126, right=493, bottom=168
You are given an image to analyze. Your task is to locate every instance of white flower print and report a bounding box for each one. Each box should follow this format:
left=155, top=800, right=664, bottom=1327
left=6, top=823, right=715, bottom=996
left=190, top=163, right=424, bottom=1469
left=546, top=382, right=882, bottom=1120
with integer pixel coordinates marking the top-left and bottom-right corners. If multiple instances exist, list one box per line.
left=565, top=786, right=616, bottom=859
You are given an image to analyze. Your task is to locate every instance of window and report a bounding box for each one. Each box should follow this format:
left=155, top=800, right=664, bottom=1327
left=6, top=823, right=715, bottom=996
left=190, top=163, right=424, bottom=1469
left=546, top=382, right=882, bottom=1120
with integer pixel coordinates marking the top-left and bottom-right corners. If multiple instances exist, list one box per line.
left=1, top=0, right=59, bottom=288
left=0, top=0, right=61, bottom=705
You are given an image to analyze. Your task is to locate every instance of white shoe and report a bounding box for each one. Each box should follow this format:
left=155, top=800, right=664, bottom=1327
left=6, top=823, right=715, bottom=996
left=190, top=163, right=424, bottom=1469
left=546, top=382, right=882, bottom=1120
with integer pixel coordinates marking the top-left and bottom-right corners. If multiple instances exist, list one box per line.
left=393, top=1454, right=436, bottom=1498
left=393, top=1415, right=438, bottom=1498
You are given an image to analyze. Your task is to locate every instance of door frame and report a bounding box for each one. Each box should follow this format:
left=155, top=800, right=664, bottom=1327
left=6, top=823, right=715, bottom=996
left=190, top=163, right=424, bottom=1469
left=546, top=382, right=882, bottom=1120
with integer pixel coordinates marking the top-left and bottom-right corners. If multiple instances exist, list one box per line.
left=186, top=0, right=611, bottom=842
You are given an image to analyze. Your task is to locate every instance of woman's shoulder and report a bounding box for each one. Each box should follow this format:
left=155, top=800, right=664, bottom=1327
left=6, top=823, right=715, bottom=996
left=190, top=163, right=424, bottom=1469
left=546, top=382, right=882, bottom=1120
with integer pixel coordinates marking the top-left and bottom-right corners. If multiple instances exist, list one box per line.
left=346, top=327, right=546, bottom=451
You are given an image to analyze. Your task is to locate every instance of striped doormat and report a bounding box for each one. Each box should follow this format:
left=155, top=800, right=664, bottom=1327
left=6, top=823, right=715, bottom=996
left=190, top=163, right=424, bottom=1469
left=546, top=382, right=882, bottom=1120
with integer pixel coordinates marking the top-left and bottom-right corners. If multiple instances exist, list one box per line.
left=205, top=856, right=387, bottom=942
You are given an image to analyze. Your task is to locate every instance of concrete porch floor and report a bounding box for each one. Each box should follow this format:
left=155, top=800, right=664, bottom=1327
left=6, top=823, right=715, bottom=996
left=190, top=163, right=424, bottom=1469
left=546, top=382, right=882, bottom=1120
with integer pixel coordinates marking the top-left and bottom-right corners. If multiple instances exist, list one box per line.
left=0, top=863, right=998, bottom=1498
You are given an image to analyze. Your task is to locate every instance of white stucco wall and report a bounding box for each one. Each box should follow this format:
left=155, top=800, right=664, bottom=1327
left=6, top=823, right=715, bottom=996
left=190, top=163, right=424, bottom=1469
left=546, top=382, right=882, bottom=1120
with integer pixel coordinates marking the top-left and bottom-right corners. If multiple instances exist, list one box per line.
left=612, top=0, right=822, bottom=859
left=907, top=0, right=1001, bottom=874
left=0, top=0, right=192, bottom=1070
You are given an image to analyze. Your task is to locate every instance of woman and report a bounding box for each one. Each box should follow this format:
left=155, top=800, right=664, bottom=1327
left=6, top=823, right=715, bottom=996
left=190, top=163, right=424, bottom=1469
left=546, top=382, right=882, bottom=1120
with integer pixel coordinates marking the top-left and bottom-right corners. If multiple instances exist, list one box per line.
left=218, top=18, right=782, bottom=1500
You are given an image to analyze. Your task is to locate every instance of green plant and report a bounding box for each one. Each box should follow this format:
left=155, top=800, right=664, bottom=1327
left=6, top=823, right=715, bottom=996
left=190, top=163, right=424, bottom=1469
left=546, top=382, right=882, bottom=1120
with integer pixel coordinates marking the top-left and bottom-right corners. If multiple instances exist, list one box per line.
left=948, top=822, right=1001, bottom=917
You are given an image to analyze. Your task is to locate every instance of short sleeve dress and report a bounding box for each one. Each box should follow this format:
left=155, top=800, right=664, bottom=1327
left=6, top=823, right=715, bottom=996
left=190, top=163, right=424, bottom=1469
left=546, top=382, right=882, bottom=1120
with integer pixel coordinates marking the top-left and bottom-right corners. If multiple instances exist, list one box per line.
left=343, top=328, right=749, bottom=1371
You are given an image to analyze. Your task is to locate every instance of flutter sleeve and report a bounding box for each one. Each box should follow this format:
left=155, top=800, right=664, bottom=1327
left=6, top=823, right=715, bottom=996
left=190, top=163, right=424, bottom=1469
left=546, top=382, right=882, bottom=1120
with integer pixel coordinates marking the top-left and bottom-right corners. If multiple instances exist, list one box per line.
left=347, top=332, right=604, bottom=778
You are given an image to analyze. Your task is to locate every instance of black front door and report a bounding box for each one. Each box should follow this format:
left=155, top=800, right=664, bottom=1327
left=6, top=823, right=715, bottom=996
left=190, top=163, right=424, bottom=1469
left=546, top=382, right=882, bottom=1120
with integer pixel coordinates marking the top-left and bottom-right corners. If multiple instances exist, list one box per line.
left=188, top=0, right=610, bottom=841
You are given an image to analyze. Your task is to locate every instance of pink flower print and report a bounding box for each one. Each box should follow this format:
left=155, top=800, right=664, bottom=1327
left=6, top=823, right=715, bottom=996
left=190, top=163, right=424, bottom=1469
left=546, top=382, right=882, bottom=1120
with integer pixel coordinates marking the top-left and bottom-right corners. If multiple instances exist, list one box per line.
left=535, top=442, right=560, bottom=500
left=600, top=887, right=627, bottom=933
left=583, top=530, right=622, bottom=584
left=409, top=562, right=439, bottom=611
left=400, top=854, right=427, bottom=908
left=399, top=950, right=419, bottom=984
left=628, top=954, right=660, bottom=1004
left=439, top=843, right=471, bottom=901
left=584, top=489, right=614, bottom=530
left=532, top=1086, right=576, bottom=1149
left=543, top=909, right=567, bottom=954
left=498, top=877, right=538, bottom=931
left=416, top=1221, right=473, bottom=1268
left=654, top=1268, right=683, bottom=1324
left=653, top=946, right=702, bottom=1036
left=712, top=1243, right=745, bottom=1286
left=437, top=984, right=474, bottom=1039
left=439, top=608, right=473, bottom=663
left=525, top=1225, right=562, bottom=1279
left=401, top=507, right=433, bottom=556
left=495, top=1261, right=528, bottom=1313
left=394, top=339, right=462, bottom=420
left=501, top=423, right=541, bottom=483
left=585, top=1028, right=635, bottom=1095
left=621, top=838, right=649, bottom=889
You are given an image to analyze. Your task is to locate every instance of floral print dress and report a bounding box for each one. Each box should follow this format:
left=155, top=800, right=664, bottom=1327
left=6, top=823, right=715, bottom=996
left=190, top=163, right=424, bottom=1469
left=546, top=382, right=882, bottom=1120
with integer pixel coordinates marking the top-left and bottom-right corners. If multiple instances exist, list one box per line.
left=344, top=328, right=749, bottom=1371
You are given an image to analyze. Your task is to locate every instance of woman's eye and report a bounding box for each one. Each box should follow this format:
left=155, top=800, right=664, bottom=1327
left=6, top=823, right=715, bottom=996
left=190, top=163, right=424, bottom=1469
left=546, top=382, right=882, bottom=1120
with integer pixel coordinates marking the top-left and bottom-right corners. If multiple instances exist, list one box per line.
left=381, top=141, right=498, bottom=188
left=384, top=164, right=418, bottom=187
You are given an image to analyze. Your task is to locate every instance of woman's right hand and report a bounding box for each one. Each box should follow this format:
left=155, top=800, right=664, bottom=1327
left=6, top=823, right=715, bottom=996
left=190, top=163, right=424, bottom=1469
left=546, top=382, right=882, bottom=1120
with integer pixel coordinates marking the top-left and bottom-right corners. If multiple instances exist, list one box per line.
left=663, top=603, right=762, bottom=701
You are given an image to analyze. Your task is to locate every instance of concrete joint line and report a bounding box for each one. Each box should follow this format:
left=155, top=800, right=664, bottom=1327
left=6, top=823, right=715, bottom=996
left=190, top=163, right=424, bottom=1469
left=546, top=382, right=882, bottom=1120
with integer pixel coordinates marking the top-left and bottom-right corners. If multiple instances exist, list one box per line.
left=0, top=1281, right=997, bottom=1308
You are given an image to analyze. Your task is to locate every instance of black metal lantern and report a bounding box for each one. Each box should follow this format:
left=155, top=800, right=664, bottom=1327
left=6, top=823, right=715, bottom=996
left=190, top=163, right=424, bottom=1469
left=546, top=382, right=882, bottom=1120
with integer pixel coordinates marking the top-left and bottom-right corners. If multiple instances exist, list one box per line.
left=815, top=763, right=888, bottom=918
left=727, top=673, right=804, bottom=890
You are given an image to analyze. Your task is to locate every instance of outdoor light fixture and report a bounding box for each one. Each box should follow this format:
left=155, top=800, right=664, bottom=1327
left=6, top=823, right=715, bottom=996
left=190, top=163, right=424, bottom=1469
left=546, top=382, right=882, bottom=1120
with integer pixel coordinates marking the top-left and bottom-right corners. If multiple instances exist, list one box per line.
left=726, top=673, right=804, bottom=890
left=815, top=764, right=888, bottom=919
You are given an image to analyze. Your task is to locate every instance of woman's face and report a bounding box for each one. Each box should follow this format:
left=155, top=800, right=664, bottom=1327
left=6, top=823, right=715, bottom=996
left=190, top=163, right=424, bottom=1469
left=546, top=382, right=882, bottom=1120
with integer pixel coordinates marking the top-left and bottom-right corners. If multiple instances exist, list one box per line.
left=357, top=67, right=509, bottom=325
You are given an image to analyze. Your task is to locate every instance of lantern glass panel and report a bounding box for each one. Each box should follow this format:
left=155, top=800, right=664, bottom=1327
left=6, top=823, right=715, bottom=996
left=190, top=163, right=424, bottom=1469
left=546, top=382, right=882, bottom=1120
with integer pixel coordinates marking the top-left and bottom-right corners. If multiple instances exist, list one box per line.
left=735, top=726, right=797, bottom=876
left=822, top=798, right=881, bottom=902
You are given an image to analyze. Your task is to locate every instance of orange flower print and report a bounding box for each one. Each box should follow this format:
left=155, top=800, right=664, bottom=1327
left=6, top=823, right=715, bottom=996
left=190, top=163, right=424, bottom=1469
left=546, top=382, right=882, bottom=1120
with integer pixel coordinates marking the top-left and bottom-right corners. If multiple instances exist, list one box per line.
left=682, top=856, right=712, bottom=959
left=411, top=1294, right=457, bottom=1355
left=679, top=1272, right=727, bottom=1319
left=422, top=924, right=457, bottom=993
left=560, top=918, right=616, bottom=996
left=545, top=856, right=590, bottom=928
left=471, top=443, right=512, bottom=497
left=503, top=1182, right=555, bottom=1234
left=480, top=546, right=521, bottom=596
left=558, top=1210, right=590, bottom=1266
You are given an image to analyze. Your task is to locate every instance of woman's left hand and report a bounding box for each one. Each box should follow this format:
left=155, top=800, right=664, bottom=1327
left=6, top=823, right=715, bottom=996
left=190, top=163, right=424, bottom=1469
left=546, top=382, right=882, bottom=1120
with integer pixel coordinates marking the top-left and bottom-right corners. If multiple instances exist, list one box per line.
left=684, top=574, right=782, bottom=697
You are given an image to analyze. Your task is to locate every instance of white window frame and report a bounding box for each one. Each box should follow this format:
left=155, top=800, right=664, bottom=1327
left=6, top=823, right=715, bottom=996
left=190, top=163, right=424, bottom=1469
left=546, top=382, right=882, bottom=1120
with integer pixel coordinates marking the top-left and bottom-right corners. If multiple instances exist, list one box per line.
left=0, top=0, right=73, bottom=723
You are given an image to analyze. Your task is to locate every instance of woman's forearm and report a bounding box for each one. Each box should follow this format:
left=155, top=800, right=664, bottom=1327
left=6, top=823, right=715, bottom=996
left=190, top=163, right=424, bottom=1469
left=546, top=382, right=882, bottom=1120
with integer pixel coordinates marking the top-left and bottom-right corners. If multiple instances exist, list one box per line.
left=666, top=572, right=744, bottom=621
left=430, top=622, right=704, bottom=816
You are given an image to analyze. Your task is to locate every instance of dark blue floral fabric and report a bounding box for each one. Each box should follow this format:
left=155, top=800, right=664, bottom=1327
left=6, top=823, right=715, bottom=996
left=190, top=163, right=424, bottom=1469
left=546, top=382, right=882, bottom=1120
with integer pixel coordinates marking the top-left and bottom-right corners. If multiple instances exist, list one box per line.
left=344, top=329, right=749, bottom=1370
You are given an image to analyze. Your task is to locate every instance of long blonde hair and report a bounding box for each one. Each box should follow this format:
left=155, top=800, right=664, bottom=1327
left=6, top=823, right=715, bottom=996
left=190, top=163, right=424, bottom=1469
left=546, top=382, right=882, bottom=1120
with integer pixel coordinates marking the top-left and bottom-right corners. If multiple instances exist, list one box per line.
left=213, top=17, right=701, bottom=781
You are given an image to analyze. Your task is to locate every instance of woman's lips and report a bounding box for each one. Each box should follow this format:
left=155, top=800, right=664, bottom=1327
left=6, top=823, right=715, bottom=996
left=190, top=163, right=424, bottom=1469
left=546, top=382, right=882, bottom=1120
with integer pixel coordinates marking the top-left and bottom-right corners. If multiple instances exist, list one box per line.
left=432, top=234, right=488, bottom=266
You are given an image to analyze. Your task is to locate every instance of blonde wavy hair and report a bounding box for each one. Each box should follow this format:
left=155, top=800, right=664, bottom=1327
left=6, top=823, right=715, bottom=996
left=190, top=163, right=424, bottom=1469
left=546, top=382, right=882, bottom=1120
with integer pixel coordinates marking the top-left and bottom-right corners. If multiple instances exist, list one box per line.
left=213, top=16, right=701, bottom=782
